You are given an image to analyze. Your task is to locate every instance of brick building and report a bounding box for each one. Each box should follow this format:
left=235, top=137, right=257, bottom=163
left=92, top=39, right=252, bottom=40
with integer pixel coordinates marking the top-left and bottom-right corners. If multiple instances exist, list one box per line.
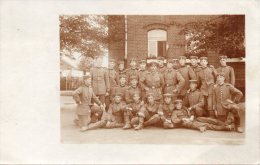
left=108, top=15, right=245, bottom=92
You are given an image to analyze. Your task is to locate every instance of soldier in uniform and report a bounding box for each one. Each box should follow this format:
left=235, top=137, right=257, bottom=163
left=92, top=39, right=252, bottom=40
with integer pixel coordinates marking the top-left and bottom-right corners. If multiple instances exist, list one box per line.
left=118, top=60, right=126, bottom=75
left=162, top=59, right=185, bottom=101
left=190, top=56, right=202, bottom=78
left=216, top=55, right=235, bottom=86
left=178, top=56, right=197, bottom=99
left=183, top=80, right=205, bottom=117
left=138, top=59, right=148, bottom=99
left=157, top=57, right=166, bottom=73
left=158, top=93, right=175, bottom=129
left=140, top=60, right=165, bottom=102
left=110, top=74, right=128, bottom=102
left=106, top=58, right=118, bottom=109
left=105, top=93, right=127, bottom=128
left=213, top=72, right=243, bottom=133
left=171, top=100, right=234, bottom=132
left=197, top=56, right=217, bottom=117
left=126, top=58, right=139, bottom=82
left=123, top=92, right=144, bottom=130
left=72, top=75, right=106, bottom=131
left=90, top=57, right=110, bottom=105
left=125, top=75, right=142, bottom=104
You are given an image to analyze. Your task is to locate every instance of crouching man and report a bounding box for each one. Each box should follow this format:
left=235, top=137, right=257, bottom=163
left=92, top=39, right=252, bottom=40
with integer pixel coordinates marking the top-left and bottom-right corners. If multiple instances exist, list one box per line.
left=73, top=75, right=106, bottom=132
left=158, top=93, right=175, bottom=129
left=105, top=93, right=127, bottom=128
left=172, top=100, right=234, bottom=132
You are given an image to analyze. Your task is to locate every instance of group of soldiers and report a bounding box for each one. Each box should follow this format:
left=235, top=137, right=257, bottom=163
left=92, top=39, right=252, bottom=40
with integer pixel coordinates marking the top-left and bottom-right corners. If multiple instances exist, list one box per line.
left=72, top=55, right=243, bottom=133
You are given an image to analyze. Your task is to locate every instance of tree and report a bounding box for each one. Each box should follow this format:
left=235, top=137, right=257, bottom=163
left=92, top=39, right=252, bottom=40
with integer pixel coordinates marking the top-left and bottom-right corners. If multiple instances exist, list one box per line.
left=181, top=15, right=245, bottom=58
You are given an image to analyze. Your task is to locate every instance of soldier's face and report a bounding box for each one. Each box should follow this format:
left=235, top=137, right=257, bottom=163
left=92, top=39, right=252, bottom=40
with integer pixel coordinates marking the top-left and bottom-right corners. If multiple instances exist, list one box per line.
left=217, top=76, right=225, bottom=84
left=147, top=96, right=155, bottom=103
left=130, top=61, right=137, bottom=68
left=109, top=62, right=115, bottom=68
left=119, top=64, right=124, bottom=70
left=167, top=62, right=173, bottom=69
left=150, top=65, right=157, bottom=72
left=133, top=95, right=140, bottom=102
left=190, top=59, right=198, bottom=66
left=158, top=60, right=164, bottom=67
left=175, top=103, right=182, bottom=110
left=114, top=96, right=122, bottom=103
left=84, top=78, right=92, bottom=86
left=200, top=60, right=208, bottom=67
left=140, top=63, right=146, bottom=70
left=179, top=59, right=186, bottom=66
left=130, top=79, right=138, bottom=87
left=220, top=59, right=227, bottom=66
left=164, top=97, right=172, bottom=104
left=119, top=78, right=127, bottom=85
left=189, top=83, right=197, bottom=91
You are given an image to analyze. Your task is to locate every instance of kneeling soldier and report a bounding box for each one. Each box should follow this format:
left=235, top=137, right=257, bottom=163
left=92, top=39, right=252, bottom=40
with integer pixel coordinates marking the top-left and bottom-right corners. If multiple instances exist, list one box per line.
left=123, top=92, right=144, bottom=130
left=105, top=93, right=127, bottom=128
left=172, top=100, right=234, bottom=132
left=158, top=93, right=175, bottom=129
left=184, top=79, right=205, bottom=117
left=73, top=75, right=106, bottom=132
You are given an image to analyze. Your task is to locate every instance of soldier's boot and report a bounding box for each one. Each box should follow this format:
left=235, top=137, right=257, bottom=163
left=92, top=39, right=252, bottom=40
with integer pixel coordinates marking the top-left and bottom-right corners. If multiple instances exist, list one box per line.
left=232, top=105, right=243, bottom=133
left=134, top=117, right=144, bottom=130
left=123, top=113, right=132, bottom=129
left=199, top=126, right=207, bottom=133
left=224, top=124, right=235, bottom=131
left=82, top=120, right=106, bottom=131
left=208, top=110, right=216, bottom=118
left=144, top=114, right=160, bottom=127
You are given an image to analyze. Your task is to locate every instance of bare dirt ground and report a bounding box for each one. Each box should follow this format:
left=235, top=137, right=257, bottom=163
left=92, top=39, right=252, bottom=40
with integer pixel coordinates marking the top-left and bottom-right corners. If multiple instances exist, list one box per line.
left=60, top=96, right=245, bottom=144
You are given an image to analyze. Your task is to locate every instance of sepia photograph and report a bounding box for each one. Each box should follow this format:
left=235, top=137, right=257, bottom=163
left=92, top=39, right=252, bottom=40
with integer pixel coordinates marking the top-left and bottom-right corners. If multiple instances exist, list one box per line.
left=60, top=15, right=246, bottom=144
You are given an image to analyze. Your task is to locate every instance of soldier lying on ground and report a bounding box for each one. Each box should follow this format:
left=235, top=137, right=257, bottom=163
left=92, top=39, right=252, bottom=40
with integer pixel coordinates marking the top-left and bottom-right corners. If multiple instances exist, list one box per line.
left=171, top=100, right=234, bottom=132
left=72, top=75, right=106, bottom=132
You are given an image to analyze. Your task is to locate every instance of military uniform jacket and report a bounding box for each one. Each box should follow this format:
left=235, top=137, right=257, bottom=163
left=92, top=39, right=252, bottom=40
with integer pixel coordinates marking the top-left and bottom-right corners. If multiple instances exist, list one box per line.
left=107, top=101, right=127, bottom=123
left=138, top=70, right=148, bottom=86
left=72, top=85, right=102, bottom=115
left=90, top=67, right=110, bottom=95
left=143, top=102, right=160, bottom=116
left=126, top=68, right=139, bottom=81
left=213, top=83, right=243, bottom=116
left=216, top=66, right=235, bottom=86
left=110, top=85, right=128, bottom=101
left=127, top=101, right=143, bottom=116
left=162, top=68, right=185, bottom=93
left=158, top=103, right=175, bottom=120
left=184, top=89, right=205, bottom=109
left=171, top=107, right=191, bottom=124
left=178, top=65, right=196, bottom=96
left=108, top=68, right=118, bottom=88
left=197, top=66, right=217, bottom=96
left=191, top=65, right=202, bottom=79
left=159, top=66, right=167, bottom=74
left=125, top=86, right=142, bottom=104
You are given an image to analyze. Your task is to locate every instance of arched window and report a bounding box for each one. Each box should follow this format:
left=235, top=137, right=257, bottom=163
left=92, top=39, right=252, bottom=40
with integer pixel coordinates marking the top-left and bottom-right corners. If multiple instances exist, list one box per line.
left=148, top=29, right=167, bottom=57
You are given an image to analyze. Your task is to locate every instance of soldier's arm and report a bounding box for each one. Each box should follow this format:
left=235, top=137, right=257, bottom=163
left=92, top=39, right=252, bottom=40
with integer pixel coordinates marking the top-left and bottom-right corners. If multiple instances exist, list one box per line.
left=104, top=69, right=110, bottom=92
left=125, top=89, right=132, bottom=104
left=139, top=75, right=148, bottom=91
left=230, top=67, right=236, bottom=86
left=91, top=89, right=102, bottom=106
left=171, top=111, right=182, bottom=124
left=160, top=73, right=165, bottom=87
left=229, top=84, right=243, bottom=103
left=183, top=94, right=189, bottom=107
left=188, top=67, right=196, bottom=80
left=212, top=86, right=217, bottom=111
left=107, top=104, right=113, bottom=114
left=72, top=86, right=83, bottom=104
left=194, top=92, right=205, bottom=108
left=176, top=72, right=185, bottom=92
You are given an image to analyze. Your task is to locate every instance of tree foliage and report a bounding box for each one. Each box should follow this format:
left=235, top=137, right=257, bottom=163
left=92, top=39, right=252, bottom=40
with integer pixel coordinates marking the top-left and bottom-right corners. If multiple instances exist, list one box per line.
left=182, top=15, right=245, bottom=58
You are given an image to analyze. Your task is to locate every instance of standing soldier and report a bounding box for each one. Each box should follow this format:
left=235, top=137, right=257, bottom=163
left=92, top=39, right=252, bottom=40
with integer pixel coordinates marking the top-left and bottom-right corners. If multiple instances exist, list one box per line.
left=110, top=74, right=128, bottom=102
left=197, top=56, right=217, bottom=118
left=158, top=93, right=175, bottom=129
left=178, top=56, right=197, bottom=99
left=157, top=57, right=166, bottom=74
left=190, top=56, right=202, bottom=78
left=90, top=56, right=110, bottom=105
left=72, top=75, right=106, bottom=131
left=125, top=75, right=142, bottom=104
left=126, top=58, right=139, bottom=82
left=216, top=55, right=235, bottom=86
left=138, top=59, right=148, bottom=99
left=105, top=93, right=127, bottom=128
left=162, top=59, right=185, bottom=101
left=140, top=60, right=165, bottom=102
left=123, top=92, right=144, bottom=130
left=118, top=60, right=127, bottom=75
left=183, top=80, right=205, bottom=117
left=106, top=59, right=118, bottom=108
left=213, top=72, right=243, bottom=133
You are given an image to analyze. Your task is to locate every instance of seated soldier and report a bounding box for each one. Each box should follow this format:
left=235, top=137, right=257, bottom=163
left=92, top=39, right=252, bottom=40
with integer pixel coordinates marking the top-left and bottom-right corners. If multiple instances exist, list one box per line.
left=171, top=100, right=234, bottom=132
left=183, top=79, right=205, bottom=117
left=123, top=92, right=144, bottom=130
left=158, top=93, right=175, bottom=129
left=105, top=93, right=127, bottom=128
left=138, top=93, right=161, bottom=129
left=125, top=75, right=143, bottom=104
left=72, top=75, right=106, bottom=132
left=110, top=74, right=128, bottom=102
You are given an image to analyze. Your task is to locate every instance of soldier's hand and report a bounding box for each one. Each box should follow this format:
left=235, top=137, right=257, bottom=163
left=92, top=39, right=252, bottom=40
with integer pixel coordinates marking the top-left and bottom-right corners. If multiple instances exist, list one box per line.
left=158, top=111, right=164, bottom=116
left=105, top=92, right=109, bottom=96
left=166, top=119, right=172, bottom=123
left=173, top=89, right=178, bottom=93
left=214, top=110, right=218, bottom=118
left=188, top=107, right=192, bottom=111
